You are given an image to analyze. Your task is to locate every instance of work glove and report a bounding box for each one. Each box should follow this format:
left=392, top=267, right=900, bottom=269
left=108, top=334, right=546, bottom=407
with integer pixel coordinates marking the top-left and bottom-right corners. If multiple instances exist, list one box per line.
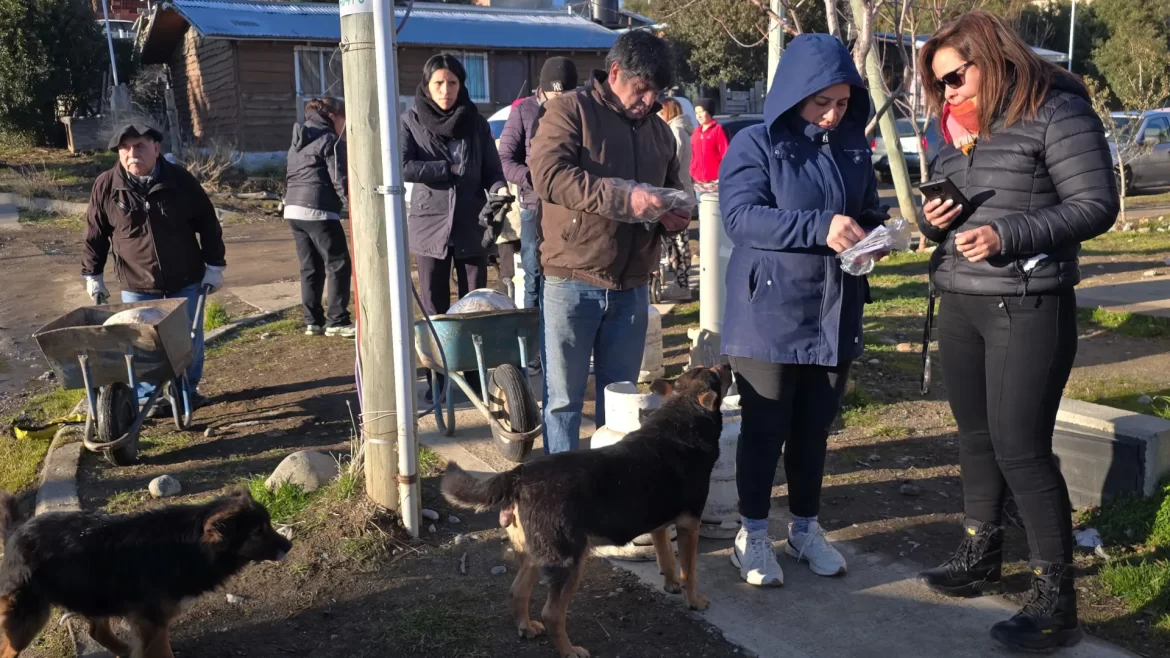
left=84, top=274, right=109, bottom=304
left=202, top=265, right=225, bottom=294
left=478, top=192, right=516, bottom=249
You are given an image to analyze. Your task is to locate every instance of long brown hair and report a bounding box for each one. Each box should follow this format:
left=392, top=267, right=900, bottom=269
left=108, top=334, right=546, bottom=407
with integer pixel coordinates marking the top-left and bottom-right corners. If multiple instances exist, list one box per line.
left=919, top=10, right=1085, bottom=136
left=658, top=98, right=682, bottom=123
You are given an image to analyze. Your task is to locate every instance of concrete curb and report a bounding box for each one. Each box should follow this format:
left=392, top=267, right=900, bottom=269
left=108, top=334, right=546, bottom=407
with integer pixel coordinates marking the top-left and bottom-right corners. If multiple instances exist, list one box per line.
left=0, top=192, right=245, bottom=224
left=34, top=426, right=84, bottom=516
left=1057, top=396, right=1170, bottom=499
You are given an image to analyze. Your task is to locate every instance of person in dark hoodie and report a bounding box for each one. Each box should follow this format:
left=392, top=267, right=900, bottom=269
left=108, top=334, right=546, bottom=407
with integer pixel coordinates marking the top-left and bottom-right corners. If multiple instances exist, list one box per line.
left=914, top=12, right=1118, bottom=652
left=498, top=56, right=579, bottom=311
left=719, top=34, right=888, bottom=587
left=284, top=98, right=354, bottom=338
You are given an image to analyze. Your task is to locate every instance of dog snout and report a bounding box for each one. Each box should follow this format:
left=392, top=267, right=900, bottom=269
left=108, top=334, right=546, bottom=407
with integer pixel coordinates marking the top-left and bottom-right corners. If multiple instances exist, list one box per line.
left=711, top=363, right=733, bottom=394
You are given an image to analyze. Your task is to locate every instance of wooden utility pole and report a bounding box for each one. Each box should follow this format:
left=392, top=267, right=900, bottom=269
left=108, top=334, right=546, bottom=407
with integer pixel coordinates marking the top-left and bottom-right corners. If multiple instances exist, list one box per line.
left=340, top=0, right=398, bottom=510
left=845, top=0, right=917, bottom=224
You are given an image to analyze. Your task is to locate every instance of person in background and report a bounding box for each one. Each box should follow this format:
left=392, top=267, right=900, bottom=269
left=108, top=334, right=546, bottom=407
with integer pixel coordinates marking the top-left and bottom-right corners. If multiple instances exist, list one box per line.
left=499, top=56, right=579, bottom=311
left=914, top=12, right=1117, bottom=652
left=402, top=54, right=508, bottom=400
left=82, top=123, right=227, bottom=414
left=690, top=104, right=729, bottom=192
left=529, top=30, right=688, bottom=454
left=719, top=34, right=887, bottom=587
left=658, top=98, right=694, bottom=201
left=284, top=97, right=354, bottom=339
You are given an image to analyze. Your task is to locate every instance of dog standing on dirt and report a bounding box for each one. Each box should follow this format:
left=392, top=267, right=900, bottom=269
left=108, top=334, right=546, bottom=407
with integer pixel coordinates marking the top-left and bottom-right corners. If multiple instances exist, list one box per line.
left=0, top=489, right=292, bottom=658
left=443, top=364, right=733, bottom=658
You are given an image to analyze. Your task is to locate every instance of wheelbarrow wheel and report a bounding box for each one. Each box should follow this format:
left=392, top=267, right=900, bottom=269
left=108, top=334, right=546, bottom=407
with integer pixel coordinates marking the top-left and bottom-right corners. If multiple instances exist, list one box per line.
left=97, top=382, right=139, bottom=465
left=488, top=364, right=538, bottom=462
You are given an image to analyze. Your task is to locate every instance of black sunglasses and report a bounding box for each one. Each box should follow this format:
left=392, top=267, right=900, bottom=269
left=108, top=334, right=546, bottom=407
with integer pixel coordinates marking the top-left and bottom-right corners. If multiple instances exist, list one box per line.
left=934, top=62, right=974, bottom=93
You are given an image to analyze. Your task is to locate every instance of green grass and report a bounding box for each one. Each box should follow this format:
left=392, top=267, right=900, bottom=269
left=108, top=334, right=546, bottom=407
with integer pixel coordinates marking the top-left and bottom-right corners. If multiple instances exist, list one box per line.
left=1078, top=480, right=1170, bottom=548
left=662, top=301, right=700, bottom=333
left=0, top=388, right=85, bottom=492
left=205, top=315, right=303, bottom=358
left=418, top=445, right=442, bottom=477
left=203, top=299, right=230, bottom=332
left=140, top=431, right=194, bottom=457
left=1079, top=307, right=1170, bottom=339
left=1082, top=231, right=1170, bottom=256
left=342, top=533, right=386, bottom=562
left=381, top=600, right=490, bottom=655
left=330, top=468, right=362, bottom=501
left=104, top=490, right=150, bottom=514
left=1100, top=559, right=1170, bottom=621
left=246, top=475, right=319, bottom=524
left=1065, top=377, right=1170, bottom=417
left=1127, top=189, right=1170, bottom=209
left=840, top=385, right=882, bottom=429
left=6, top=387, right=84, bottom=428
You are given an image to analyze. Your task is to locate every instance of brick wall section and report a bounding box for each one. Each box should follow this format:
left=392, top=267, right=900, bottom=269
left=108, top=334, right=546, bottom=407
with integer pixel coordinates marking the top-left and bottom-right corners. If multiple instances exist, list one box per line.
left=95, top=0, right=143, bottom=21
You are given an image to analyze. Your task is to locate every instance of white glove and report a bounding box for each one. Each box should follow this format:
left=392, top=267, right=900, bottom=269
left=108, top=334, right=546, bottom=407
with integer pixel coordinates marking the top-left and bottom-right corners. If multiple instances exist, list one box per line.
left=84, top=275, right=109, bottom=304
left=201, top=265, right=225, bottom=294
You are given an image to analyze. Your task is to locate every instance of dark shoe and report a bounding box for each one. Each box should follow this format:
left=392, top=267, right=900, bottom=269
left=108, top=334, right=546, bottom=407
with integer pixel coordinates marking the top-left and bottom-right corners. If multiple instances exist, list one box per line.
left=990, top=561, right=1083, bottom=653
left=147, top=389, right=207, bottom=419
left=919, top=519, right=1004, bottom=597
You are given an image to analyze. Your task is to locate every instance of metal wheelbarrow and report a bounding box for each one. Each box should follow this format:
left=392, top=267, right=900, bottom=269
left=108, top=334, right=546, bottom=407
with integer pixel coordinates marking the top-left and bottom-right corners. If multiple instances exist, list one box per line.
left=414, top=308, right=541, bottom=462
left=32, top=291, right=208, bottom=465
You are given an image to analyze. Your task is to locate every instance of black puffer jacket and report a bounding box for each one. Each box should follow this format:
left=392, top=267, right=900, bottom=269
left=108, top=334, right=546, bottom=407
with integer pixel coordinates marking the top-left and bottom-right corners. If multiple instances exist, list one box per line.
left=920, top=77, right=1119, bottom=296
left=284, top=112, right=348, bottom=213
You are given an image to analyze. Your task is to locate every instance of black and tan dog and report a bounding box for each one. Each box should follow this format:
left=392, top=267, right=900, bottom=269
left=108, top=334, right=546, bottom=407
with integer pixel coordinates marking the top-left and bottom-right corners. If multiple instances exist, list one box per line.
left=0, top=488, right=291, bottom=658
left=443, top=364, right=733, bottom=658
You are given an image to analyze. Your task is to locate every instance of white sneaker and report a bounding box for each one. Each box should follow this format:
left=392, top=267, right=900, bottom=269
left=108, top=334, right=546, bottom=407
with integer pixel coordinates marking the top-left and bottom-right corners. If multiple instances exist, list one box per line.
left=785, top=521, right=847, bottom=576
left=730, top=528, right=784, bottom=587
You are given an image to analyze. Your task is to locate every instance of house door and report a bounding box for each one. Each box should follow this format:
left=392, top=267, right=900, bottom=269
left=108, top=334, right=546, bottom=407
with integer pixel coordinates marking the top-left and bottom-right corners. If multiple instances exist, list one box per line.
left=493, top=56, right=530, bottom=107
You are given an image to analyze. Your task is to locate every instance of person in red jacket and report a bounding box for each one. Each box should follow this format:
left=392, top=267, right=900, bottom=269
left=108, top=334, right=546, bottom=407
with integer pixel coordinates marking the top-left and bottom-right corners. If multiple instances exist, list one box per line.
left=689, top=104, right=729, bottom=191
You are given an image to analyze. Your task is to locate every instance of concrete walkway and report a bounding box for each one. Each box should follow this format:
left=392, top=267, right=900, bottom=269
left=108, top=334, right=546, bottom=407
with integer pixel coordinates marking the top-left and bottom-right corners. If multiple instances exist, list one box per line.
left=1078, top=277, right=1170, bottom=319
left=417, top=409, right=1138, bottom=658
left=0, top=195, right=19, bottom=230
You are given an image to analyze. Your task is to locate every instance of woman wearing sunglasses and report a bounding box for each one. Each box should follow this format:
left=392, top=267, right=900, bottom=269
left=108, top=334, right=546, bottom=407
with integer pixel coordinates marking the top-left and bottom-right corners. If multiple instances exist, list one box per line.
left=915, top=11, right=1118, bottom=653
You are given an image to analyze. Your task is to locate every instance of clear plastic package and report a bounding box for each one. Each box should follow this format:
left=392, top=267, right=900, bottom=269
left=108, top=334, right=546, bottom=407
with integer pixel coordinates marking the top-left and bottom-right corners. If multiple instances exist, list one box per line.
left=838, top=218, right=912, bottom=275
left=609, top=179, right=697, bottom=224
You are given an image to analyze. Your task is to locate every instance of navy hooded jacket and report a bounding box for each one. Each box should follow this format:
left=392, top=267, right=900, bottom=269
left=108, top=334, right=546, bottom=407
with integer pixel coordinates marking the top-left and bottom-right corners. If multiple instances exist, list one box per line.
left=719, top=34, right=887, bottom=367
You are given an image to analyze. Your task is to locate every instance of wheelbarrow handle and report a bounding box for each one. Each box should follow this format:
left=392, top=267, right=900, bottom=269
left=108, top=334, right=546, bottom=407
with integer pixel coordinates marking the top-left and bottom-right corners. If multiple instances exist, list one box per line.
left=191, top=285, right=213, bottom=336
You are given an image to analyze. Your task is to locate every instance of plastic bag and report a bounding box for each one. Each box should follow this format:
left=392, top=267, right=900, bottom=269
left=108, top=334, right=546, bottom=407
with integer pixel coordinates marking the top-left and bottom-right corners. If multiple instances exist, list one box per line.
left=609, top=179, right=697, bottom=224
left=838, top=218, right=912, bottom=276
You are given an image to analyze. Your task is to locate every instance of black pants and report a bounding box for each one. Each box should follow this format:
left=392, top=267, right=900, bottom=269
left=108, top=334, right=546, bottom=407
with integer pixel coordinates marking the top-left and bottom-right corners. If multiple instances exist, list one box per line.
left=415, top=253, right=488, bottom=316
left=938, top=290, right=1077, bottom=563
left=289, top=219, right=351, bottom=327
left=416, top=252, right=488, bottom=398
left=731, top=356, right=851, bottom=520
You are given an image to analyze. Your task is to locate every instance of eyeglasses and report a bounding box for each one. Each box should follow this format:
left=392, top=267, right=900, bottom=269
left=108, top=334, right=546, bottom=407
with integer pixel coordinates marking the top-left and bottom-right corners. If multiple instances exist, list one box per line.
left=934, top=62, right=974, bottom=93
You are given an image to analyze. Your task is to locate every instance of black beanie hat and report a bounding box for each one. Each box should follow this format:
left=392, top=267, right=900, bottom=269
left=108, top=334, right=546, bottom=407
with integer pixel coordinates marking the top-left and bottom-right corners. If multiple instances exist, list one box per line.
left=539, top=57, right=578, bottom=93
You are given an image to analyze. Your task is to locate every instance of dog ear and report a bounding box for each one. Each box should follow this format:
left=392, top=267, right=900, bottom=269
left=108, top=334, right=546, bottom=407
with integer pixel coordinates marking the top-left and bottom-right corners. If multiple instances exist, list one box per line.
left=202, top=498, right=249, bottom=550
left=697, top=391, right=719, bottom=412
left=227, top=486, right=255, bottom=501
left=650, top=378, right=673, bottom=396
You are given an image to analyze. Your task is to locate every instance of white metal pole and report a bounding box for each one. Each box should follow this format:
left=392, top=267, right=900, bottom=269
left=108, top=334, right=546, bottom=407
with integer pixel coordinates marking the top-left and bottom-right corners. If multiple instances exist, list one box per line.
left=100, top=0, right=120, bottom=87
left=1067, top=0, right=1077, bottom=72
left=766, top=0, right=785, bottom=92
left=371, top=0, right=421, bottom=538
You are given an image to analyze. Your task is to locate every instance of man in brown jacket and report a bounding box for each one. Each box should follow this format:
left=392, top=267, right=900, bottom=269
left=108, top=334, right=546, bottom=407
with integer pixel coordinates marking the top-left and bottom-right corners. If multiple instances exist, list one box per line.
left=82, top=124, right=226, bottom=411
left=530, top=30, right=689, bottom=455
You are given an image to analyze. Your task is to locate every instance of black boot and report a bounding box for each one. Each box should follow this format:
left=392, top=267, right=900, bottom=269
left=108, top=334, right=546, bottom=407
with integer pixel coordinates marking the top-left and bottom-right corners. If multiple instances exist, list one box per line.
left=918, top=519, right=1003, bottom=597
left=991, top=561, right=1082, bottom=653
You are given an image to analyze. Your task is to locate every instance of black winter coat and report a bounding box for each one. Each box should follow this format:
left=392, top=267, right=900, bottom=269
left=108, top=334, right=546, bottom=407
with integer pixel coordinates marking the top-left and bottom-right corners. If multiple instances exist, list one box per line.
left=284, top=112, right=348, bottom=214
left=401, top=107, right=506, bottom=260
left=920, top=78, right=1119, bottom=296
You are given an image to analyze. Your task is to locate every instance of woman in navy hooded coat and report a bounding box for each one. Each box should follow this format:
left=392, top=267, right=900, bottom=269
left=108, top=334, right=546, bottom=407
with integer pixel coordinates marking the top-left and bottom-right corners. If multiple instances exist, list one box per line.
left=720, top=34, right=887, bottom=587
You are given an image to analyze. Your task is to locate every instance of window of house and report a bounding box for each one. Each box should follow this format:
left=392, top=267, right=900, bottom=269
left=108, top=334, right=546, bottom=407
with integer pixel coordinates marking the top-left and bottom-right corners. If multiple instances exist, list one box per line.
left=295, top=46, right=344, bottom=120
left=441, top=51, right=491, bottom=104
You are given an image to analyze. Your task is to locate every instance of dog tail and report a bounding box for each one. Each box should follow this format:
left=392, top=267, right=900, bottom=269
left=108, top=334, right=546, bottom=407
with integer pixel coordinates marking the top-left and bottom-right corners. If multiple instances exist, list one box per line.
left=0, top=490, right=24, bottom=544
left=441, top=462, right=519, bottom=512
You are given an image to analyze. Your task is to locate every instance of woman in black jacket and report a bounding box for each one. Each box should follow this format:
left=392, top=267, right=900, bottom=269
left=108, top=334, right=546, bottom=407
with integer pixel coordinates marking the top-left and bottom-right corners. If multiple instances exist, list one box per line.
left=402, top=54, right=508, bottom=316
left=914, top=12, right=1118, bottom=652
left=284, top=98, right=353, bottom=338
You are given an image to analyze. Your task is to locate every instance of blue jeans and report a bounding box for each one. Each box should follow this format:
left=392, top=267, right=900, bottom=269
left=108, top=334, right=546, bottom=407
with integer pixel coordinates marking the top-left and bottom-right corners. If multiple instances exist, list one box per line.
left=121, top=282, right=204, bottom=399
left=540, top=276, right=648, bottom=454
left=520, top=208, right=542, bottom=309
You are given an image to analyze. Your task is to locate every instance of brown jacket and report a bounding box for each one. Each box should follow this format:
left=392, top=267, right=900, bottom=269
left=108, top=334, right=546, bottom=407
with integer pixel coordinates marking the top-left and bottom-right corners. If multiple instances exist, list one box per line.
left=530, top=71, right=681, bottom=290
left=82, top=160, right=226, bottom=294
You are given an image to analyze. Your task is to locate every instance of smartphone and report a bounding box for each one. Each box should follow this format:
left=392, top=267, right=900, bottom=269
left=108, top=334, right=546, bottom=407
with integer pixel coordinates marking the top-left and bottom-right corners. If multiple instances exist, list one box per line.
left=919, top=177, right=972, bottom=212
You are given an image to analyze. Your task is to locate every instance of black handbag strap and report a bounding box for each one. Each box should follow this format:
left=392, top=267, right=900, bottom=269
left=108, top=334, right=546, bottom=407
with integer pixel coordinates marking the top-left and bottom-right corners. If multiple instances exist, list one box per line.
left=921, top=281, right=936, bottom=396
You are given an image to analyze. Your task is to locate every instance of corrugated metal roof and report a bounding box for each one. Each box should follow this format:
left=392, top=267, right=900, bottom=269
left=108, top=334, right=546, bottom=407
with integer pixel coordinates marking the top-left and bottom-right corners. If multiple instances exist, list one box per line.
left=160, top=0, right=618, bottom=49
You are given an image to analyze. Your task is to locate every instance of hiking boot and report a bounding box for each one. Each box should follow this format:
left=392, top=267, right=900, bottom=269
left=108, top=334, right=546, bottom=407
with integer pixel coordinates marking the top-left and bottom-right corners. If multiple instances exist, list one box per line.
left=731, top=527, right=784, bottom=587
left=325, top=324, right=356, bottom=338
left=786, top=521, right=847, bottom=576
left=990, top=561, right=1083, bottom=652
left=305, top=324, right=325, bottom=336
left=919, top=519, right=1004, bottom=597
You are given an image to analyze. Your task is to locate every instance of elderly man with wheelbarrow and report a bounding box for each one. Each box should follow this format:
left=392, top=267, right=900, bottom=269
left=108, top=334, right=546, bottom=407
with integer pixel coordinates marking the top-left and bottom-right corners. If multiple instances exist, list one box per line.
left=81, top=123, right=226, bottom=415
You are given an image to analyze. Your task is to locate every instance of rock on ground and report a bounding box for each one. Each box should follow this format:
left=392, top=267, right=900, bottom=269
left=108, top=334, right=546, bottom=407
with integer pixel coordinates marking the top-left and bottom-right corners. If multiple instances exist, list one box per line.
left=149, top=475, right=182, bottom=498
left=266, top=451, right=339, bottom=492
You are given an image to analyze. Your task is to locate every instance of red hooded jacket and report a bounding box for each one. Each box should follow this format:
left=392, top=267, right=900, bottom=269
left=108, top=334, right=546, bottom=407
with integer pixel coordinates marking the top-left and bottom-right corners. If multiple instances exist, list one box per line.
left=689, top=120, right=729, bottom=183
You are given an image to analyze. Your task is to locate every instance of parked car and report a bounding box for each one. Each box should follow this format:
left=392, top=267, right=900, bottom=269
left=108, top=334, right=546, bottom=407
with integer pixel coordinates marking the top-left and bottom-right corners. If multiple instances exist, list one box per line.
left=1107, top=111, right=1142, bottom=140
left=488, top=105, right=511, bottom=141
left=872, top=117, right=943, bottom=183
left=1112, top=109, right=1170, bottom=193
left=713, top=114, right=765, bottom=141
